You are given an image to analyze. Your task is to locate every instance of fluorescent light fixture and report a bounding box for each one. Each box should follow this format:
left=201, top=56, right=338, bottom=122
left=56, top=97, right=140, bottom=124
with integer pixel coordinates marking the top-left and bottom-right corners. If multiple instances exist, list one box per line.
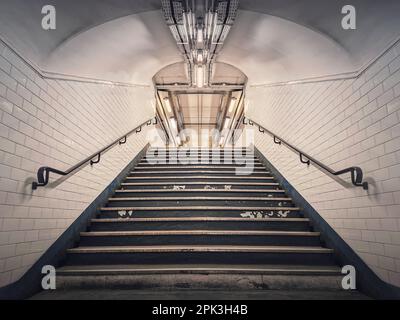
left=228, top=98, right=237, bottom=113
left=224, top=118, right=231, bottom=130
left=164, top=98, right=172, bottom=113
left=197, top=66, right=204, bottom=88
left=197, top=28, right=204, bottom=43
left=197, top=51, right=203, bottom=64
left=170, top=118, right=177, bottom=130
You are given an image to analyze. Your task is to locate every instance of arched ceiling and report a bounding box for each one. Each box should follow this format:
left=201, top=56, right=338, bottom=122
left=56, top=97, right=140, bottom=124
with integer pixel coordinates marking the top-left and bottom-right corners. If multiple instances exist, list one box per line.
left=44, top=11, right=182, bottom=84
left=1, top=0, right=399, bottom=85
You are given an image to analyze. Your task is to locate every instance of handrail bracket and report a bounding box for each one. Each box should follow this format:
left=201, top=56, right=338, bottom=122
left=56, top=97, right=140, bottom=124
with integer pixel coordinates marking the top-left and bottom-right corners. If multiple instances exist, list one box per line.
left=300, top=153, right=310, bottom=166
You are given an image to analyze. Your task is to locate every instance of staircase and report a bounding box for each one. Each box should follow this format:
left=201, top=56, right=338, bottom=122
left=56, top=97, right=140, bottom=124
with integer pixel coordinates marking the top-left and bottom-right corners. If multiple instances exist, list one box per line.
left=54, top=148, right=350, bottom=295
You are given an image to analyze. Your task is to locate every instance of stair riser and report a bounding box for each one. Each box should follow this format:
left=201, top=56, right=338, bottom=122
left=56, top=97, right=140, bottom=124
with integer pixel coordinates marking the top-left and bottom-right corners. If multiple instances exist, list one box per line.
left=89, top=221, right=311, bottom=232
left=120, top=184, right=281, bottom=190
left=79, top=235, right=321, bottom=247
left=143, top=153, right=258, bottom=157
left=137, top=163, right=264, bottom=167
left=56, top=274, right=342, bottom=291
left=129, top=171, right=269, bottom=177
left=99, top=210, right=302, bottom=219
left=106, top=200, right=294, bottom=207
left=141, top=160, right=260, bottom=165
left=65, top=252, right=336, bottom=266
left=123, top=177, right=277, bottom=183
left=133, top=167, right=267, bottom=171
left=112, top=191, right=286, bottom=198
left=144, top=151, right=257, bottom=159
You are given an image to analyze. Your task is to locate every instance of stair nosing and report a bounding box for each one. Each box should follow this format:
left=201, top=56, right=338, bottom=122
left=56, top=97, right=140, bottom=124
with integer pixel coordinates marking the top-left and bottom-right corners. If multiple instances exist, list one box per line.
left=57, top=265, right=341, bottom=275
left=125, top=176, right=275, bottom=180
left=114, top=189, right=286, bottom=193
left=100, top=206, right=300, bottom=211
left=130, top=171, right=271, bottom=174
left=91, top=217, right=309, bottom=223
left=80, top=230, right=320, bottom=237
left=134, top=166, right=266, bottom=169
left=120, top=182, right=280, bottom=186
left=67, top=245, right=334, bottom=254
left=108, top=197, right=292, bottom=201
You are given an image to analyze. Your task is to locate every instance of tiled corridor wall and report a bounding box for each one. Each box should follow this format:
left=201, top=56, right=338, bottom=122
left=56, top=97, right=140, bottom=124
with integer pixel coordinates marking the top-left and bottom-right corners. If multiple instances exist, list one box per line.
left=0, top=40, right=154, bottom=287
left=247, top=41, right=400, bottom=287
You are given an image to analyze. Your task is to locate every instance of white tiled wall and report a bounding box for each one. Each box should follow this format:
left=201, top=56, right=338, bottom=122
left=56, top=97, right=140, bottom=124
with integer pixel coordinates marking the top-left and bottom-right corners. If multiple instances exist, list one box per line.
left=0, top=40, right=154, bottom=287
left=247, top=41, right=400, bottom=287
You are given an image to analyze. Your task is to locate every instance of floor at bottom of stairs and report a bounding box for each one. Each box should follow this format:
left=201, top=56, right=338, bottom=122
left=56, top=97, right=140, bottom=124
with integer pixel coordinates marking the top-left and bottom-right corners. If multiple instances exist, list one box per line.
left=31, top=289, right=369, bottom=300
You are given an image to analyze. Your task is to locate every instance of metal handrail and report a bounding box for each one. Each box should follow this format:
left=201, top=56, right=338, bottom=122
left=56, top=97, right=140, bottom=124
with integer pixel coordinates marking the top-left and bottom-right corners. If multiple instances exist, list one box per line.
left=32, top=117, right=157, bottom=190
left=244, top=117, right=368, bottom=190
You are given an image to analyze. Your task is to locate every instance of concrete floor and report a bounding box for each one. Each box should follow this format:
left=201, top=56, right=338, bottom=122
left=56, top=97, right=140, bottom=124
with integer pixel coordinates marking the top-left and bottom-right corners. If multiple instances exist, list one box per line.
left=31, top=289, right=369, bottom=300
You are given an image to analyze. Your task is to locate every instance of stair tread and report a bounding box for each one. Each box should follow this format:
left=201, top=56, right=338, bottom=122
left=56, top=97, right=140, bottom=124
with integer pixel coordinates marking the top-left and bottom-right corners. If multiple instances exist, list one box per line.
left=100, top=206, right=300, bottom=211
left=68, top=245, right=333, bottom=253
left=91, top=217, right=309, bottom=222
left=134, top=166, right=266, bottom=169
left=81, top=230, right=320, bottom=237
left=125, top=176, right=275, bottom=180
left=148, top=149, right=251, bottom=151
left=115, top=189, right=286, bottom=193
left=57, top=264, right=341, bottom=275
left=121, top=182, right=280, bottom=186
left=108, top=197, right=291, bottom=201
left=131, top=171, right=268, bottom=174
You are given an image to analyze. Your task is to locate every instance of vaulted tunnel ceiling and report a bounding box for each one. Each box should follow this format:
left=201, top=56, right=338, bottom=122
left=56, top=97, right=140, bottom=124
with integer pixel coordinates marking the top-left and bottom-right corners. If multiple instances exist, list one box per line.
left=1, top=0, right=400, bottom=85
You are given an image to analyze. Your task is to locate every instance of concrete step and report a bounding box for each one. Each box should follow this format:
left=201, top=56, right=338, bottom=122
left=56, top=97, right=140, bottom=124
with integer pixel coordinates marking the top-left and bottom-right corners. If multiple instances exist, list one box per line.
left=105, top=196, right=294, bottom=208
left=120, top=182, right=281, bottom=190
left=57, top=264, right=341, bottom=275
left=55, top=264, right=343, bottom=291
left=113, top=189, right=287, bottom=198
left=89, top=217, right=311, bottom=231
left=99, top=206, right=301, bottom=218
left=78, top=230, right=321, bottom=246
left=147, top=148, right=251, bottom=152
left=144, top=152, right=257, bottom=155
left=143, top=152, right=258, bottom=155
left=138, top=158, right=265, bottom=168
left=65, top=245, right=335, bottom=266
left=143, top=156, right=259, bottom=159
left=141, top=159, right=261, bottom=164
left=129, top=170, right=270, bottom=176
left=109, top=196, right=291, bottom=201
left=124, top=176, right=277, bottom=183
left=125, top=175, right=275, bottom=180
left=133, top=165, right=266, bottom=170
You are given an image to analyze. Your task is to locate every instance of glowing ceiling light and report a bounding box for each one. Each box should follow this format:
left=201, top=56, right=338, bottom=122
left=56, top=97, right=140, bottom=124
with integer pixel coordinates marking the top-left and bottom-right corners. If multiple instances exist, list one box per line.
left=197, top=51, right=204, bottom=64
left=170, top=118, right=177, bottom=130
left=197, top=28, right=204, bottom=44
left=196, top=66, right=204, bottom=88
left=164, top=98, right=172, bottom=113
left=224, top=118, right=231, bottom=130
left=228, top=98, right=237, bottom=113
